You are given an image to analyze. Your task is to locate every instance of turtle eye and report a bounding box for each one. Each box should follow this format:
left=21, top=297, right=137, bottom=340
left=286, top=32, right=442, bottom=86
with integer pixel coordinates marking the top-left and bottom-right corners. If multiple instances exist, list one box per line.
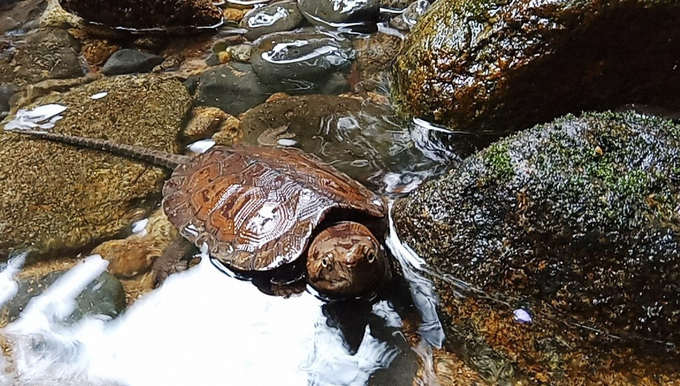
left=367, top=252, right=375, bottom=263
left=321, top=253, right=333, bottom=268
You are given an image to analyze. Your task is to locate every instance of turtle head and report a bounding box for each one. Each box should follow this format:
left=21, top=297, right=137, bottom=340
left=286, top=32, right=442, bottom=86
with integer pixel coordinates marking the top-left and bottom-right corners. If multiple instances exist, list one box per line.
left=306, top=221, right=389, bottom=297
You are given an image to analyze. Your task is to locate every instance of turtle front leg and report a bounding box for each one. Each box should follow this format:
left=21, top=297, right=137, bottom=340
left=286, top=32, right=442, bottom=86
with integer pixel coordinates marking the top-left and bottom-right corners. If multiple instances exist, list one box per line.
left=151, top=237, right=199, bottom=287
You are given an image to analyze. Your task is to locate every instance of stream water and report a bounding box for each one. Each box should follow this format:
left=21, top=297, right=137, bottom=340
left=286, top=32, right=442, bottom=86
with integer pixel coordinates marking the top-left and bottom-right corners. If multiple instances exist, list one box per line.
left=0, top=209, right=444, bottom=386
left=0, top=100, right=459, bottom=385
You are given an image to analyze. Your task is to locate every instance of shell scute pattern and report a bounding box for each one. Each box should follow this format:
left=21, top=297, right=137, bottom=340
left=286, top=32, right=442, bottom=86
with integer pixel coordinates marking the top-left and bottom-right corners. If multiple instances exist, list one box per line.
left=162, top=144, right=385, bottom=271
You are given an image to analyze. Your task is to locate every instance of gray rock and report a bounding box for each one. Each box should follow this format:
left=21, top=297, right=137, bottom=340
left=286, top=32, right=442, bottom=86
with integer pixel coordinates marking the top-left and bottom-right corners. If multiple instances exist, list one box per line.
left=241, top=0, right=303, bottom=41
left=187, top=61, right=273, bottom=116
left=250, top=30, right=353, bottom=92
left=393, top=111, right=680, bottom=383
left=297, top=0, right=379, bottom=31
left=102, top=49, right=165, bottom=75
left=1, top=270, right=126, bottom=324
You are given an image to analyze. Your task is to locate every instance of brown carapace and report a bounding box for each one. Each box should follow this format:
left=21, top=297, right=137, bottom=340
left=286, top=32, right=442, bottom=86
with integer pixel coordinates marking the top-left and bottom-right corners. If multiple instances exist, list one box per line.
left=12, top=129, right=390, bottom=296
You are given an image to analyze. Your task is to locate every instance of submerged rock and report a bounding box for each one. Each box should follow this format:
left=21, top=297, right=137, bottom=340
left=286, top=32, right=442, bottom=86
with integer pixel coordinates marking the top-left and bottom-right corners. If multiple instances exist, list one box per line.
left=0, top=27, right=83, bottom=86
left=58, top=0, right=224, bottom=31
left=393, top=0, right=680, bottom=135
left=393, top=111, right=680, bottom=383
left=238, top=95, right=454, bottom=192
left=187, top=62, right=272, bottom=116
left=240, top=0, right=302, bottom=41
left=0, top=270, right=125, bottom=324
left=298, top=0, right=380, bottom=31
left=102, top=49, right=165, bottom=75
left=0, top=75, right=191, bottom=261
left=353, top=33, right=402, bottom=92
left=250, top=29, right=354, bottom=93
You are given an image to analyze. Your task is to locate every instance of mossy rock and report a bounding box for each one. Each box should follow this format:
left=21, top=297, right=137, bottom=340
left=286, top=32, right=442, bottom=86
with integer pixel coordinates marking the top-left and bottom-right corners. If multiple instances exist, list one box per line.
left=393, top=0, right=680, bottom=138
left=393, top=111, right=680, bottom=383
left=0, top=75, right=191, bottom=261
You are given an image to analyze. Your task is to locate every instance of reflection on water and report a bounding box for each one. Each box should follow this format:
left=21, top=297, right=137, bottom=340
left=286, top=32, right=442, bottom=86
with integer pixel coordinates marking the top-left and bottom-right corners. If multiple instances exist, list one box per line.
left=0, top=248, right=422, bottom=386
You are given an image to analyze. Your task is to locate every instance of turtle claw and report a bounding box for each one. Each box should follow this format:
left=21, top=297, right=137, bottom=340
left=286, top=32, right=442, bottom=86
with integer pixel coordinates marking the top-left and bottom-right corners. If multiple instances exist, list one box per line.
left=151, top=237, right=198, bottom=287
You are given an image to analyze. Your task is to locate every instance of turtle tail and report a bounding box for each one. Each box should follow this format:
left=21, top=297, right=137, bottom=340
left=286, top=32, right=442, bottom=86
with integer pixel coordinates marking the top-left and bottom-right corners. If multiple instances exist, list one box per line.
left=10, top=129, right=191, bottom=169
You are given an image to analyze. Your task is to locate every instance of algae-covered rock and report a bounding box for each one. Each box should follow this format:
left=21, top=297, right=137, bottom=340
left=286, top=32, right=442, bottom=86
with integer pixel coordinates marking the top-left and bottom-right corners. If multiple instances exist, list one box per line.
left=393, top=111, right=680, bottom=383
left=0, top=75, right=191, bottom=261
left=393, top=0, right=680, bottom=135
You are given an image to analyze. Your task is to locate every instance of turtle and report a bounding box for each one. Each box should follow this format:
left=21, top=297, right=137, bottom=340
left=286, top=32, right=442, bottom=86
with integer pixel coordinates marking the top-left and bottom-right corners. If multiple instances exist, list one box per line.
left=11, top=129, right=392, bottom=297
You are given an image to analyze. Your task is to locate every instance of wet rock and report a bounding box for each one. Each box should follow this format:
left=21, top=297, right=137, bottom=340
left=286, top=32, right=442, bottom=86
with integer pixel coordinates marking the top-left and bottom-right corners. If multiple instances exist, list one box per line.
left=93, top=208, right=179, bottom=278
left=241, top=0, right=303, bottom=41
left=0, top=75, right=191, bottom=261
left=238, top=95, right=452, bottom=191
left=0, top=270, right=125, bottom=324
left=40, top=0, right=82, bottom=29
left=58, top=0, right=224, bottom=31
left=102, top=49, right=165, bottom=75
left=187, top=61, right=272, bottom=116
left=388, top=0, right=428, bottom=30
left=379, top=0, right=411, bottom=9
left=393, top=0, right=680, bottom=135
left=393, top=111, right=680, bottom=383
left=353, top=33, right=402, bottom=92
left=182, top=106, right=240, bottom=142
left=80, top=37, right=120, bottom=67
left=0, top=0, right=46, bottom=35
left=250, top=30, right=353, bottom=93
left=298, top=0, right=380, bottom=31
left=0, top=27, right=83, bottom=86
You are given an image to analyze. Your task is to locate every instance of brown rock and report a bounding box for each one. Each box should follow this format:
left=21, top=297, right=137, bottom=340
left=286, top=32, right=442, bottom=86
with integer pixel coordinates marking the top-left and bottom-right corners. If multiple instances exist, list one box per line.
left=58, top=0, right=224, bottom=31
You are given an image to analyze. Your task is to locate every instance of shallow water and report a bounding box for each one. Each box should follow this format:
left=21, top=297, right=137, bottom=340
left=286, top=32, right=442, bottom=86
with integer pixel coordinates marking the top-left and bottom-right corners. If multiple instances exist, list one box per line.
left=0, top=91, right=456, bottom=386
left=0, top=245, right=431, bottom=386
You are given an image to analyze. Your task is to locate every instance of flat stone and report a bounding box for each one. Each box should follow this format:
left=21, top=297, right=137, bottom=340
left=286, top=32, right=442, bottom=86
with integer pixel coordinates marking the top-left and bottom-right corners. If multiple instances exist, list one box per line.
left=187, top=62, right=273, bottom=116
left=102, top=49, right=165, bottom=75
left=0, top=75, right=191, bottom=261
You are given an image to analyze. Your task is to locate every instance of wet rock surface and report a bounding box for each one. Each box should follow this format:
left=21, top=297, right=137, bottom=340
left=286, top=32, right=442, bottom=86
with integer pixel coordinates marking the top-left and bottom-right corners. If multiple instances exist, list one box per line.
left=187, top=61, right=272, bottom=116
left=238, top=94, right=454, bottom=191
left=58, top=0, right=224, bottom=31
left=393, top=0, right=680, bottom=136
left=0, top=75, right=191, bottom=261
left=0, top=27, right=82, bottom=86
left=0, top=270, right=125, bottom=324
left=250, top=29, right=353, bottom=93
left=102, top=49, right=165, bottom=75
left=93, top=208, right=180, bottom=278
left=353, top=33, right=402, bottom=92
left=240, top=0, right=302, bottom=41
left=298, top=0, right=380, bottom=31
left=394, top=111, right=680, bottom=383
left=388, top=0, right=429, bottom=30
left=0, top=0, right=47, bottom=35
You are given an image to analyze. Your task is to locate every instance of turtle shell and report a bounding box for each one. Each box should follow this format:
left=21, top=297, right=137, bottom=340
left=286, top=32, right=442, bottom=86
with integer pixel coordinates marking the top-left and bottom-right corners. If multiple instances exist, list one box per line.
left=161, top=145, right=386, bottom=271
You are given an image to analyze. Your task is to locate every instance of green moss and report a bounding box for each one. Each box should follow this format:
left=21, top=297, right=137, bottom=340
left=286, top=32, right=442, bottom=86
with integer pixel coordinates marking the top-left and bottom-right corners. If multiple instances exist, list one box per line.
left=484, top=143, right=514, bottom=181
